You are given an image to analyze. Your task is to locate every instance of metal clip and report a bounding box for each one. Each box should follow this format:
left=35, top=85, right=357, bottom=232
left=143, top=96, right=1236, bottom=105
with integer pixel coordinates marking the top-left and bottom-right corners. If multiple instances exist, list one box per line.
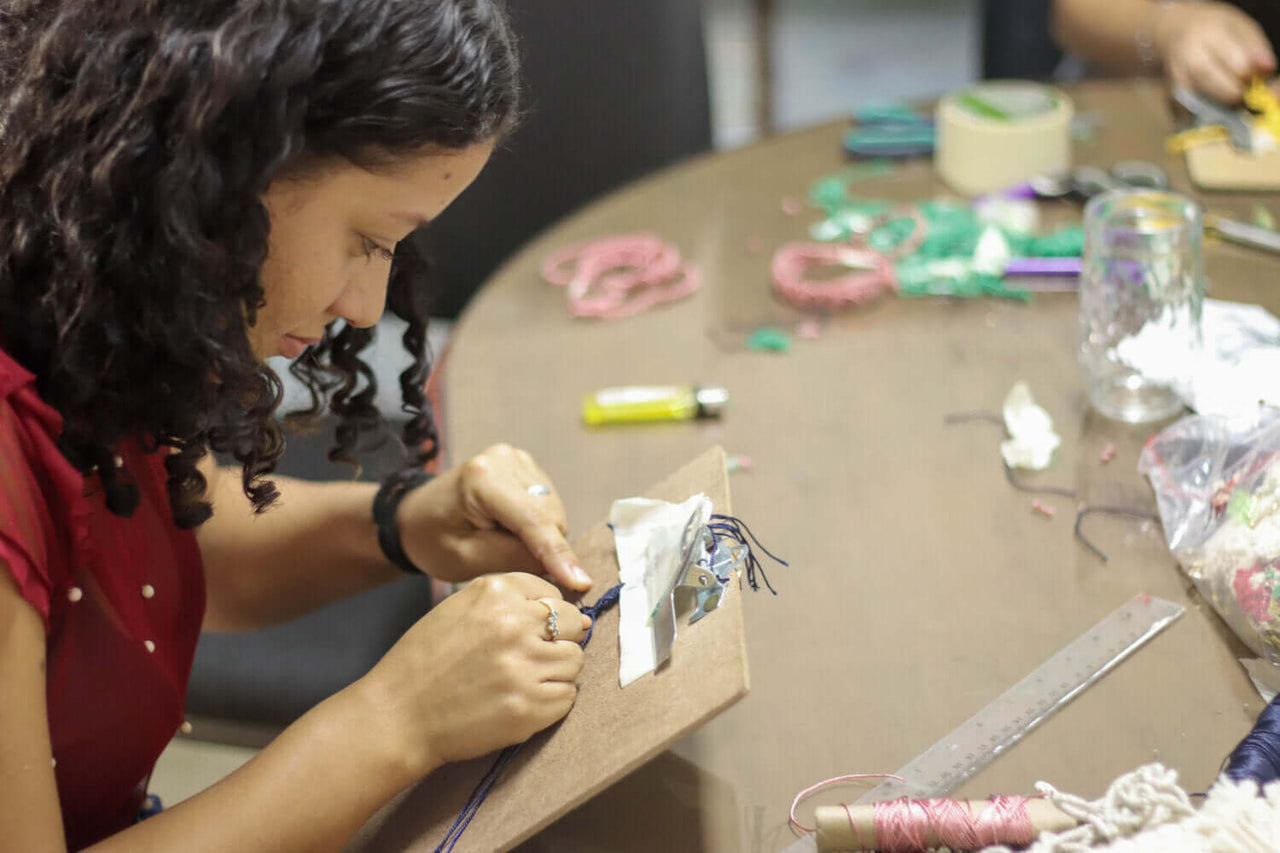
left=651, top=512, right=749, bottom=665
left=685, top=536, right=748, bottom=625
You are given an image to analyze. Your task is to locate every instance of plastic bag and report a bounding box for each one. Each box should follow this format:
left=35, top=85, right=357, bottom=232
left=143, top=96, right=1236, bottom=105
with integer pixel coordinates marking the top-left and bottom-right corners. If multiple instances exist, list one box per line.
left=1139, top=409, right=1280, bottom=663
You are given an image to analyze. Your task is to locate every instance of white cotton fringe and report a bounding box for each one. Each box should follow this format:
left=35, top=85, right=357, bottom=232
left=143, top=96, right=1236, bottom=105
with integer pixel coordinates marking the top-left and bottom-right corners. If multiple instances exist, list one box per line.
left=981, top=763, right=1280, bottom=853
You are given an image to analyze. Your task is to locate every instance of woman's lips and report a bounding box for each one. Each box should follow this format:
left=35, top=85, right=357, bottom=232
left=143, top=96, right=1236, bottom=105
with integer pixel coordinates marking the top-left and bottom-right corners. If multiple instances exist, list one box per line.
left=280, top=334, right=320, bottom=359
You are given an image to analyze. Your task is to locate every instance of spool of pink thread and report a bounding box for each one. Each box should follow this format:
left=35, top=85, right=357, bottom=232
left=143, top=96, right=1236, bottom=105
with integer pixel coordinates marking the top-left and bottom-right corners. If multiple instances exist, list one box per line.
left=789, top=775, right=1077, bottom=852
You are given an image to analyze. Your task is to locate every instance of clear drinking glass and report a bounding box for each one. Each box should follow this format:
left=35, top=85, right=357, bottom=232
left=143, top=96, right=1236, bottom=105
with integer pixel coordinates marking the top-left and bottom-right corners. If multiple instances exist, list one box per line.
left=1078, top=189, right=1205, bottom=423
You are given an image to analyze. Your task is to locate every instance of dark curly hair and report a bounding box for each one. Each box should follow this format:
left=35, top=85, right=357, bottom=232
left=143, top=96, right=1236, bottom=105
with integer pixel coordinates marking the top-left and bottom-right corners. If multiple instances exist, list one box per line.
left=0, top=0, right=520, bottom=528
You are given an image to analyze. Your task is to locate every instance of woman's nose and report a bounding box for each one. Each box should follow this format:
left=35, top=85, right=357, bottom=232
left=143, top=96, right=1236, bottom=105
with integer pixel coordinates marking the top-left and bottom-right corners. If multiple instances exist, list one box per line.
left=329, top=268, right=389, bottom=329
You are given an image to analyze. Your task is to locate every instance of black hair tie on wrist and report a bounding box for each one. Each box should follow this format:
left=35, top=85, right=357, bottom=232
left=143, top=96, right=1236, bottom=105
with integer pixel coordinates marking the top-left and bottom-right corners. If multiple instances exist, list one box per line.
left=373, top=468, right=435, bottom=574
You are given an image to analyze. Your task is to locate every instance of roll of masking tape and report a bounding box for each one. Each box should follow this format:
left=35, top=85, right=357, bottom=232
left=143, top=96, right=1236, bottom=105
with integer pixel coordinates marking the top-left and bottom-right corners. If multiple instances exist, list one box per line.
left=935, top=81, right=1073, bottom=196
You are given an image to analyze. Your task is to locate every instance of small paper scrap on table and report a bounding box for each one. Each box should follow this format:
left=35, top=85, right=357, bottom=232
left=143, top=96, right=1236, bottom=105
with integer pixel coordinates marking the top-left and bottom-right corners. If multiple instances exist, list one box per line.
left=1000, top=381, right=1060, bottom=470
left=611, top=493, right=711, bottom=687
left=1116, top=299, right=1280, bottom=418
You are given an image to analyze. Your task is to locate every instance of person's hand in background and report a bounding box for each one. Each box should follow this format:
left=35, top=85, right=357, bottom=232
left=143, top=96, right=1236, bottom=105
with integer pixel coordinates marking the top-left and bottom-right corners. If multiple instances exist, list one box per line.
left=1155, top=1, right=1276, bottom=103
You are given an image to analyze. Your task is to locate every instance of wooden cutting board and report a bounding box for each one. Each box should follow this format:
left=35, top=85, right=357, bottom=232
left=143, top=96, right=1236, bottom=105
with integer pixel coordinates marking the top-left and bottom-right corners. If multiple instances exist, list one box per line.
left=1186, top=139, right=1280, bottom=191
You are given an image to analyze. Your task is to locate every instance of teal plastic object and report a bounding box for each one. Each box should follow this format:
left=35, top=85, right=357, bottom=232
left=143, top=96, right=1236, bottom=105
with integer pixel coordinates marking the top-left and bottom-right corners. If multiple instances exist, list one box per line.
left=853, top=104, right=925, bottom=123
left=845, top=104, right=935, bottom=157
left=803, top=166, right=1084, bottom=302
left=843, top=124, right=935, bottom=158
left=745, top=327, right=792, bottom=353
left=1007, top=225, right=1085, bottom=257
left=895, top=258, right=1031, bottom=302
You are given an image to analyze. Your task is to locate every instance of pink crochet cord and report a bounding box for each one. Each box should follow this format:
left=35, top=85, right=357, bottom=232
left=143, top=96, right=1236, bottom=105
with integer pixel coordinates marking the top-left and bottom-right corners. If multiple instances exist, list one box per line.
left=768, top=203, right=928, bottom=311
left=771, top=242, right=897, bottom=310
left=539, top=233, right=700, bottom=319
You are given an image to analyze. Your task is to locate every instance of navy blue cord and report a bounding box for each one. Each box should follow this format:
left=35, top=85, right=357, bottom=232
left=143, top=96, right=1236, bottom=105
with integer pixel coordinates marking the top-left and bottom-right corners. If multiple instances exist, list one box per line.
left=580, top=582, right=622, bottom=647
left=432, top=583, right=623, bottom=853
left=432, top=745, right=520, bottom=851
left=1224, top=693, right=1280, bottom=786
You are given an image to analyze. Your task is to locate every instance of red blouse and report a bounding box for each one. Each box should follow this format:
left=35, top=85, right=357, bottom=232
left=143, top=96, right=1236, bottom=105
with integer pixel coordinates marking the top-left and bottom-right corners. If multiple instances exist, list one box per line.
left=0, top=347, right=205, bottom=850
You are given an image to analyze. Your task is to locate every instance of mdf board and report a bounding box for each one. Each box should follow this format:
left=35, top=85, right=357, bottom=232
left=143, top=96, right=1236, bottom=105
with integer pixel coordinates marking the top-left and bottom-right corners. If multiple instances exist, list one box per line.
left=1186, top=140, right=1280, bottom=191
left=347, top=446, right=749, bottom=853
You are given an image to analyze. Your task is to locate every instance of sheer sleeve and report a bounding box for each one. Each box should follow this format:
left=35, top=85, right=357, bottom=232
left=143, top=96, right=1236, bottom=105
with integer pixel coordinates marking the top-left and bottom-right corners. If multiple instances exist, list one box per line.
left=0, top=348, right=206, bottom=847
left=0, top=395, right=59, bottom=627
left=0, top=351, right=86, bottom=632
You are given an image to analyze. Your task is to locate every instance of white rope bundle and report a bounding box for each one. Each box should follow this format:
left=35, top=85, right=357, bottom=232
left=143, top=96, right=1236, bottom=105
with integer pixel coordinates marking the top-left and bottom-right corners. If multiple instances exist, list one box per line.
left=982, top=763, right=1280, bottom=853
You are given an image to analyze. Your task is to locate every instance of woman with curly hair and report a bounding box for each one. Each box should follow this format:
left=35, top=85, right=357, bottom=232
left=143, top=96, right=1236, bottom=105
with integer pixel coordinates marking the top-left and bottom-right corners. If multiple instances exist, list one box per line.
left=0, top=1, right=596, bottom=849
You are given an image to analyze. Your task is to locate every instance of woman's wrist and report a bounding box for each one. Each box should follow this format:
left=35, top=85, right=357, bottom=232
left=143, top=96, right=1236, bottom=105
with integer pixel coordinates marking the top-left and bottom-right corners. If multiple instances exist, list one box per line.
left=373, top=468, right=435, bottom=574
left=1143, top=0, right=1179, bottom=69
left=332, top=672, right=442, bottom=787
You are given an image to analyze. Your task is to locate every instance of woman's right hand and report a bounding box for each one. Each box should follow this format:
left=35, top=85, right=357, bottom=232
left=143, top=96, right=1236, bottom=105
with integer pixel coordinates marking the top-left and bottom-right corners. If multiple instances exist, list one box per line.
left=361, top=572, right=591, bottom=777
left=1155, top=1, right=1276, bottom=104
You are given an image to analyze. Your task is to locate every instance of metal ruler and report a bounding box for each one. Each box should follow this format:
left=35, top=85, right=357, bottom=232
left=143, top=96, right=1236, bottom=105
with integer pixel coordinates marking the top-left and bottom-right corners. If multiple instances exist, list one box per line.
left=855, top=594, right=1185, bottom=804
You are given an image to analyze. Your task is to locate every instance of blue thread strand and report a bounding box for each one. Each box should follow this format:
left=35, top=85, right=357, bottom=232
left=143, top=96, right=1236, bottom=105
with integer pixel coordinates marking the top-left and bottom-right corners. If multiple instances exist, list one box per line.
left=710, top=514, right=788, bottom=566
left=709, top=513, right=788, bottom=595
left=432, top=583, right=623, bottom=853
left=434, top=746, right=521, bottom=852
left=1224, top=693, right=1280, bottom=785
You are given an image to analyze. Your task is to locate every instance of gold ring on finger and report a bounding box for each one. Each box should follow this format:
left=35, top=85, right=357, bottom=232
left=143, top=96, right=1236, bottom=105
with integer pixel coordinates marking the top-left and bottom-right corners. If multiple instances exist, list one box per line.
left=536, top=598, right=560, bottom=641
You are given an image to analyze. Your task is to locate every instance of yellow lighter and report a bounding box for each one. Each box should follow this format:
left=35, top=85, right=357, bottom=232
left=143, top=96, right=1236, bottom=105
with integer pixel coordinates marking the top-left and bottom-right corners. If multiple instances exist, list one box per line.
left=581, top=384, right=729, bottom=426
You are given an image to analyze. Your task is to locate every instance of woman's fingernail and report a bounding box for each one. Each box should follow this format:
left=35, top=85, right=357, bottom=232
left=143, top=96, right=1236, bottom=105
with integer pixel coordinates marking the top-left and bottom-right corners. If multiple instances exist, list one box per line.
left=571, top=566, right=591, bottom=588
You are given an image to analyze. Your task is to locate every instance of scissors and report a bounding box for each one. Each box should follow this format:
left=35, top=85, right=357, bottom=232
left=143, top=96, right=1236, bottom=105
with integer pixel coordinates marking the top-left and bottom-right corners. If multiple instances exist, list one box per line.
left=1028, top=161, right=1280, bottom=256
left=1172, top=86, right=1258, bottom=152
left=1027, top=160, right=1170, bottom=202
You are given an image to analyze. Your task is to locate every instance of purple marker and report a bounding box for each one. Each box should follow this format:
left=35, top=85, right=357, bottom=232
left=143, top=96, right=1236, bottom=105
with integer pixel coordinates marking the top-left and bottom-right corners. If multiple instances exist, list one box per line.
left=974, top=183, right=1039, bottom=204
left=1004, top=257, right=1082, bottom=276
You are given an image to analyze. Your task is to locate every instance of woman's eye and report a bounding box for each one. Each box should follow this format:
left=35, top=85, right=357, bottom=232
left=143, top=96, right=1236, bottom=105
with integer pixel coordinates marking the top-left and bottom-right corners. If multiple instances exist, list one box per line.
left=360, top=236, right=395, bottom=262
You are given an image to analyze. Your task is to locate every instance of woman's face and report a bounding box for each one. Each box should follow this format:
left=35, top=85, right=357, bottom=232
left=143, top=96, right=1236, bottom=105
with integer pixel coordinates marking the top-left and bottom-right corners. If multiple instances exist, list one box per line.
left=253, top=141, right=494, bottom=359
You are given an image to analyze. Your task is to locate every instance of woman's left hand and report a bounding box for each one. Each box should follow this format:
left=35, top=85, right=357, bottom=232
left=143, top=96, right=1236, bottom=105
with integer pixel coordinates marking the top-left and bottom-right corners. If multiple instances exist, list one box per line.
left=394, top=443, right=592, bottom=592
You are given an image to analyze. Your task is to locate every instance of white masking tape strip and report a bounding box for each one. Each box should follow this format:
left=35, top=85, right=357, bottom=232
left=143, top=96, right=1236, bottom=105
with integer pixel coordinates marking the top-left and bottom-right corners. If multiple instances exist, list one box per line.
left=935, top=81, right=1074, bottom=196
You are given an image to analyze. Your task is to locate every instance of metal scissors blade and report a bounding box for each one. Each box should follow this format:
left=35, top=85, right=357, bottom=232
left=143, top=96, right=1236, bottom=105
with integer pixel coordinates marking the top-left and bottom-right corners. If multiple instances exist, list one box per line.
left=1173, top=86, right=1255, bottom=151
left=1205, top=213, right=1280, bottom=256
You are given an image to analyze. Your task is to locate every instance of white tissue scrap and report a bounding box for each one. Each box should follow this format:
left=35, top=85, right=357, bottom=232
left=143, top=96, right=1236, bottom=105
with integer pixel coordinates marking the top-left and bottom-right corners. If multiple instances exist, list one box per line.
left=975, top=197, right=1040, bottom=235
left=611, top=493, right=712, bottom=688
left=1116, top=299, right=1280, bottom=418
left=971, top=226, right=1013, bottom=278
left=1000, top=382, right=1061, bottom=471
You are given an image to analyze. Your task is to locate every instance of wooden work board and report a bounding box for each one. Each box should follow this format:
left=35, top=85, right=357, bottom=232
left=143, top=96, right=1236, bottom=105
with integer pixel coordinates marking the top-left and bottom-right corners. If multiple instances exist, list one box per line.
left=345, top=446, right=749, bottom=853
left=1186, top=139, right=1280, bottom=191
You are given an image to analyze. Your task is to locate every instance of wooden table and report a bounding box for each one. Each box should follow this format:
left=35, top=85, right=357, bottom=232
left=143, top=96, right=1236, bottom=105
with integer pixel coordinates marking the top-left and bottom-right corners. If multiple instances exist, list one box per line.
left=438, top=79, right=1278, bottom=851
